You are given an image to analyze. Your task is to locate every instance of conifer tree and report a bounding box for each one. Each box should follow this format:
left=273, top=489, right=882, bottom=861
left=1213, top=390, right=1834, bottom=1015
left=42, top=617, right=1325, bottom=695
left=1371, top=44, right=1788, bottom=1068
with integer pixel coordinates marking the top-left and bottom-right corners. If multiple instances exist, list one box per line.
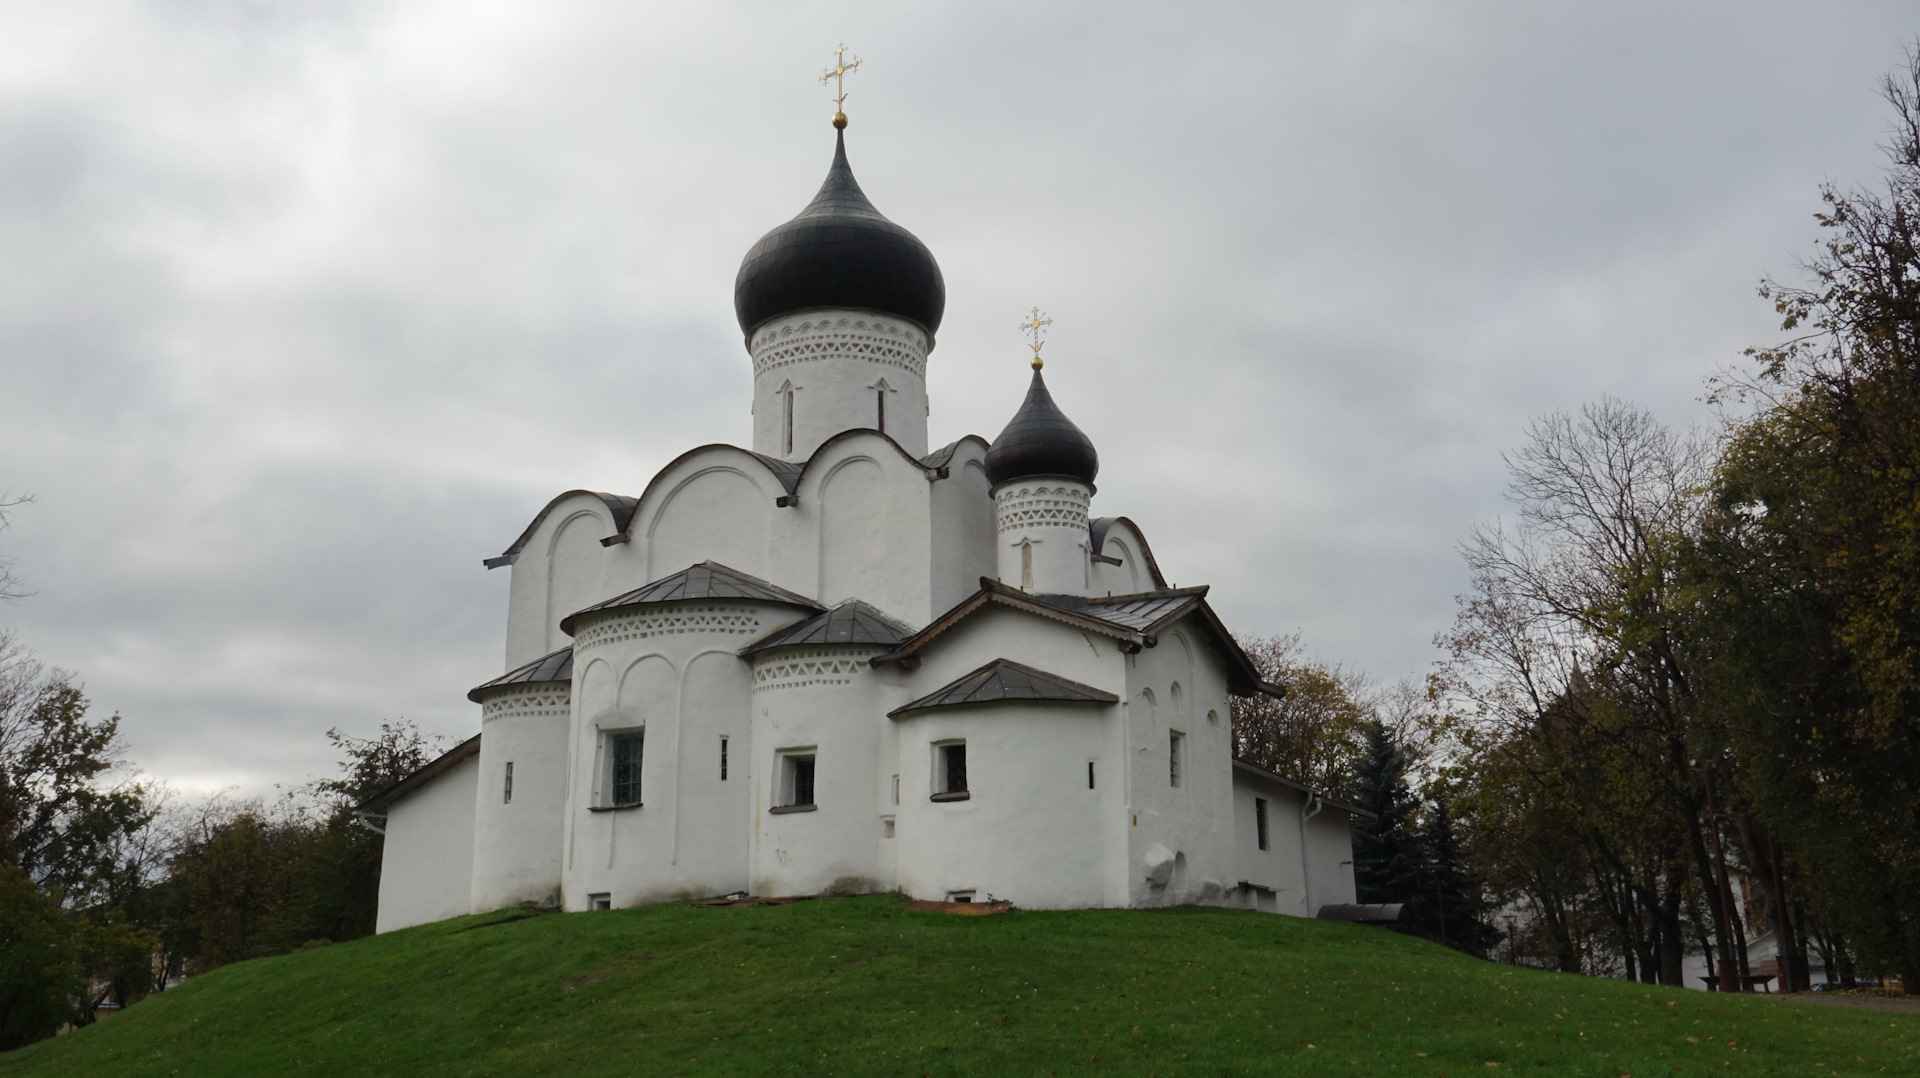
left=1350, top=720, right=1423, bottom=905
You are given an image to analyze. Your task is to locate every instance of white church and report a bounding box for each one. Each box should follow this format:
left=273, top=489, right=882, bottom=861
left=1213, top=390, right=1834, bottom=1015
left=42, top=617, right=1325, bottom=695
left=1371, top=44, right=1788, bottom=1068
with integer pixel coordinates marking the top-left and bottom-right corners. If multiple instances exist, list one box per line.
left=360, top=109, right=1366, bottom=932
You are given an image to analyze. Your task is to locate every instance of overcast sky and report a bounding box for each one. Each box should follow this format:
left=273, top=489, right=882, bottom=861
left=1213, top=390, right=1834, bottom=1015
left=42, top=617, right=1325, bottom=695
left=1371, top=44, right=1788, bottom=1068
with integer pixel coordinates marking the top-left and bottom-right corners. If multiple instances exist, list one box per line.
left=2, top=2, right=1914, bottom=794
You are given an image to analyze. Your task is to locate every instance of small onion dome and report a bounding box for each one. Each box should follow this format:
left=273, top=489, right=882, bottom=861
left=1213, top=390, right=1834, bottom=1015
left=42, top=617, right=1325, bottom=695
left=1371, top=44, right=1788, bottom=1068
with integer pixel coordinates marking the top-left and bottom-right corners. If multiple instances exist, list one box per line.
left=733, top=129, right=946, bottom=344
left=984, top=369, right=1100, bottom=487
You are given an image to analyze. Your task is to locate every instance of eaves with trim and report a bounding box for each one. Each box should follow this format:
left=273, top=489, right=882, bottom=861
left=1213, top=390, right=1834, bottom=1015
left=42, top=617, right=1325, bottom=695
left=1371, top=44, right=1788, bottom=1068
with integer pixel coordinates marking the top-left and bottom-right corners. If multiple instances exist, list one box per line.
left=355, top=734, right=482, bottom=815
left=739, top=599, right=915, bottom=656
left=1231, top=757, right=1376, bottom=820
left=559, top=561, right=824, bottom=636
left=467, top=646, right=574, bottom=703
left=870, top=578, right=1284, bottom=699
left=889, top=658, right=1119, bottom=718
left=484, top=491, right=638, bottom=569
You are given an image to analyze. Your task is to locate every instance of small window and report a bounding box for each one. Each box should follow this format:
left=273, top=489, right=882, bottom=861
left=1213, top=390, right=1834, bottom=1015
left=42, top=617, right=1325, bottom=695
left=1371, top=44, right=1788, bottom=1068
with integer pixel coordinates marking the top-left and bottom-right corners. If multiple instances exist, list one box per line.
left=1020, top=540, right=1034, bottom=591
left=882, top=819, right=895, bottom=838
left=1087, top=760, right=1096, bottom=790
left=503, top=761, right=514, bottom=804
left=891, top=773, right=900, bottom=805
left=720, top=735, right=729, bottom=781
left=932, top=742, right=969, bottom=801
left=781, top=383, right=795, bottom=455
left=588, top=893, right=611, bottom=911
left=610, top=731, right=643, bottom=806
left=1255, top=797, right=1270, bottom=851
left=877, top=388, right=887, bottom=433
left=1169, top=731, right=1184, bottom=788
left=773, top=751, right=816, bottom=812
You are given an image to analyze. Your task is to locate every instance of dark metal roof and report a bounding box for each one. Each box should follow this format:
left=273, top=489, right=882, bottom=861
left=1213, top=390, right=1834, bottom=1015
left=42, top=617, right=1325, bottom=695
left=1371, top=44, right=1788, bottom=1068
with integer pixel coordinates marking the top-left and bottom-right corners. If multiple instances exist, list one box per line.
left=889, top=658, right=1119, bottom=718
left=559, top=561, right=824, bottom=635
left=740, top=599, right=916, bottom=656
left=873, top=578, right=1280, bottom=699
left=356, top=734, right=482, bottom=815
left=734, top=128, right=945, bottom=343
left=984, top=369, right=1099, bottom=487
left=1089, top=516, right=1170, bottom=590
left=485, top=491, right=638, bottom=569
left=918, top=435, right=990, bottom=474
left=467, top=646, right=574, bottom=703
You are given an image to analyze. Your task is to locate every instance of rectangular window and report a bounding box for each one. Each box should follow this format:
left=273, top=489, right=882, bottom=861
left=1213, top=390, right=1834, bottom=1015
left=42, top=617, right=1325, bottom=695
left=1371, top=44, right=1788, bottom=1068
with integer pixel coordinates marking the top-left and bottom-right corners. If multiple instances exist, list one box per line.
left=1255, top=797, right=1270, bottom=851
left=891, top=774, right=900, bottom=805
left=1169, top=731, right=1184, bottom=788
left=783, top=387, right=795, bottom=455
left=932, top=742, right=969, bottom=801
left=877, top=388, right=887, bottom=433
left=1088, top=760, right=1096, bottom=789
left=773, top=751, right=817, bottom=812
left=588, top=893, right=611, bottom=911
left=610, top=731, right=644, bottom=807
left=503, top=761, right=514, bottom=804
left=720, top=735, right=729, bottom=781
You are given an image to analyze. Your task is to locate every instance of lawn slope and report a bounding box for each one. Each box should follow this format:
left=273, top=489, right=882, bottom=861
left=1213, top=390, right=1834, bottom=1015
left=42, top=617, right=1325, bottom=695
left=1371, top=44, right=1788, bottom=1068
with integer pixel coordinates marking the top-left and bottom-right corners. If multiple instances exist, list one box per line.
left=2, top=895, right=1913, bottom=1076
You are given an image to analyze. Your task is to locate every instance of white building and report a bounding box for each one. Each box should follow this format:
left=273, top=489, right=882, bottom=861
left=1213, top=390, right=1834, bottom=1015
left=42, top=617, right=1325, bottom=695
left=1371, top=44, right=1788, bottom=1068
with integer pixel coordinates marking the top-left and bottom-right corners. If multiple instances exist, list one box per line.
left=361, top=118, right=1367, bottom=932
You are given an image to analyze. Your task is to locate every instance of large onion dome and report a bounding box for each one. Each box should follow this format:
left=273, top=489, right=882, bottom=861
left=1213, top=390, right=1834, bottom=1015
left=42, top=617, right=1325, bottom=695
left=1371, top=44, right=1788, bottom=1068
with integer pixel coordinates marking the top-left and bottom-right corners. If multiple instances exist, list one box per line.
left=984, top=369, right=1100, bottom=487
left=733, top=129, right=946, bottom=344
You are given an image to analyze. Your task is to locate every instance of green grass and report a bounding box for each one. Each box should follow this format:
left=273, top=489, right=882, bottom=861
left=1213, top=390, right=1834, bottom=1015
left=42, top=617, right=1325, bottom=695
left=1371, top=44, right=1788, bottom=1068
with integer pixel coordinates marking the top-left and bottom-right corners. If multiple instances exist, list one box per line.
left=3, top=894, right=1913, bottom=1076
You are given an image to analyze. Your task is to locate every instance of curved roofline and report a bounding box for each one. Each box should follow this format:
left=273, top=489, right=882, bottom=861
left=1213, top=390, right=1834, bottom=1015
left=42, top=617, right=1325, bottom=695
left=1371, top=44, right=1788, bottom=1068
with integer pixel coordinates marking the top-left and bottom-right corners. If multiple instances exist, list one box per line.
left=466, top=645, right=574, bottom=703
left=1090, top=516, right=1169, bottom=590
left=485, top=491, right=638, bottom=569
left=609, top=431, right=959, bottom=543
left=918, top=434, right=990, bottom=472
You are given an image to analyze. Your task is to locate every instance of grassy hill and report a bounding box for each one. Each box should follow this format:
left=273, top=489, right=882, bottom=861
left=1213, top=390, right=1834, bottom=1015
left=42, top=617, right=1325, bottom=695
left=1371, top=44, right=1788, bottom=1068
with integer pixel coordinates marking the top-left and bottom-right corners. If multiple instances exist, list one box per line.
left=2, top=894, right=1912, bottom=1076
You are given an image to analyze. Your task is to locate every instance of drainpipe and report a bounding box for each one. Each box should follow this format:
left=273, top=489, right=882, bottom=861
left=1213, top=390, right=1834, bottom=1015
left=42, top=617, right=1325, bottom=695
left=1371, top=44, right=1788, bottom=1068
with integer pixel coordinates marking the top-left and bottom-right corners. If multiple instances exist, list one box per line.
left=1297, top=791, right=1323, bottom=916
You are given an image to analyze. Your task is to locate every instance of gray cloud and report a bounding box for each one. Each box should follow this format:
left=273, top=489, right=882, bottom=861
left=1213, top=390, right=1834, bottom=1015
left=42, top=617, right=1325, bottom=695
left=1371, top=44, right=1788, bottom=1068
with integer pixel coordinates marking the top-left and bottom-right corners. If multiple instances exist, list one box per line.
left=1, top=0, right=1913, bottom=791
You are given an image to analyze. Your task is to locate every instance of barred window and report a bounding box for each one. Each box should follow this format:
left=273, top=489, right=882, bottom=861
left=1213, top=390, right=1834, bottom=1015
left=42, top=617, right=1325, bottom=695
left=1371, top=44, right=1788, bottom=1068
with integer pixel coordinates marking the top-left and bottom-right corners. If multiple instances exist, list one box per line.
left=610, top=732, right=643, bottom=807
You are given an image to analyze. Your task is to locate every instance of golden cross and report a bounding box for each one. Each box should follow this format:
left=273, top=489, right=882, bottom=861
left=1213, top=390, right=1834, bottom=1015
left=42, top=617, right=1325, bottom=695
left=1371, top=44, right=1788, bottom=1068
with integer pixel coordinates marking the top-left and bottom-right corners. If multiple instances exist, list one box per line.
left=1020, top=307, right=1052, bottom=369
left=821, top=44, right=862, bottom=124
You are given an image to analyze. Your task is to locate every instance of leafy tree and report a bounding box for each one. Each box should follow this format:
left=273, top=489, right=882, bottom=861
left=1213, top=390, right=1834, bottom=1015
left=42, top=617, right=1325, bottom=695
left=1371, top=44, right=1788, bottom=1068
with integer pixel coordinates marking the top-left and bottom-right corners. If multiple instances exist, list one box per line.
left=0, top=864, right=82, bottom=1050
left=1692, top=47, right=1920, bottom=993
left=1231, top=634, right=1372, bottom=798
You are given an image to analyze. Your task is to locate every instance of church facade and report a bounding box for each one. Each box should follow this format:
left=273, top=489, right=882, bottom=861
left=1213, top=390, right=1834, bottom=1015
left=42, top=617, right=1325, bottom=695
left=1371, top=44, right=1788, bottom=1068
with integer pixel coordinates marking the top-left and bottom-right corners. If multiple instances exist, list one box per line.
left=361, top=119, right=1366, bottom=932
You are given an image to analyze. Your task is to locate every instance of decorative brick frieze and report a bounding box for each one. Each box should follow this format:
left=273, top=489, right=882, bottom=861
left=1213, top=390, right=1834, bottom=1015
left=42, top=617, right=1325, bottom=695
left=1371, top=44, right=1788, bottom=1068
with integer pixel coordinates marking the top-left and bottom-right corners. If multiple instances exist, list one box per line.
left=995, top=484, right=1091, bottom=534
left=479, top=683, right=570, bottom=723
left=751, top=647, right=883, bottom=693
left=574, top=605, right=765, bottom=654
left=751, top=315, right=928, bottom=381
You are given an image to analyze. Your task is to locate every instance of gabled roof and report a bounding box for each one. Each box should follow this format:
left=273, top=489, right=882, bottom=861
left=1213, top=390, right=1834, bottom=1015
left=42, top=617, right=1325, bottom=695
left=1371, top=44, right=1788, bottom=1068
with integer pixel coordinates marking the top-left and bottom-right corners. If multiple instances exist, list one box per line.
left=485, top=491, right=638, bottom=569
left=559, top=561, right=824, bottom=635
left=467, top=646, right=574, bottom=703
left=870, top=578, right=1283, bottom=699
left=355, top=734, right=482, bottom=815
left=739, top=599, right=916, bottom=656
left=870, top=578, right=1152, bottom=670
left=1231, top=758, right=1376, bottom=820
left=1089, top=516, right=1169, bottom=590
left=889, top=658, right=1119, bottom=718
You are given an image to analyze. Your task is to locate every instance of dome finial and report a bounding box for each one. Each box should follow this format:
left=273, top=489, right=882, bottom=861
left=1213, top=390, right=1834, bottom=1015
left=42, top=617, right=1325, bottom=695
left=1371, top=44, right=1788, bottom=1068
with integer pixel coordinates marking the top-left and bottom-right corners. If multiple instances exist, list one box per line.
left=1020, top=306, right=1052, bottom=370
left=821, top=44, right=861, bottom=129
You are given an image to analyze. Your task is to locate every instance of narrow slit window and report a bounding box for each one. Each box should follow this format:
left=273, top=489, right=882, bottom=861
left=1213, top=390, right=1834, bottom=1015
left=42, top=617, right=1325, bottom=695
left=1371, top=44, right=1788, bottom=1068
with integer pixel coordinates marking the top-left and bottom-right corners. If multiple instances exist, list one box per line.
left=782, top=385, right=795, bottom=455
left=891, top=774, right=900, bottom=805
left=1169, top=731, right=1183, bottom=788
left=610, top=731, right=643, bottom=807
left=1088, top=760, right=1096, bottom=790
left=1255, top=797, right=1270, bottom=851
left=876, top=388, right=886, bottom=433
left=504, top=761, right=514, bottom=804
left=719, top=735, right=729, bottom=781
left=1020, top=540, right=1034, bottom=591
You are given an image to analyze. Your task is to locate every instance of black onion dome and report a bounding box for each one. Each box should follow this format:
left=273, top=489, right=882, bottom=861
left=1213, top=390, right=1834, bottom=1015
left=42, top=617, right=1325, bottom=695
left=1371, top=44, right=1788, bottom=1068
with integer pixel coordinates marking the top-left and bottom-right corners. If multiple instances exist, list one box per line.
left=984, top=370, right=1100, bottom=487
left=734, top=129, right=945, bottom=343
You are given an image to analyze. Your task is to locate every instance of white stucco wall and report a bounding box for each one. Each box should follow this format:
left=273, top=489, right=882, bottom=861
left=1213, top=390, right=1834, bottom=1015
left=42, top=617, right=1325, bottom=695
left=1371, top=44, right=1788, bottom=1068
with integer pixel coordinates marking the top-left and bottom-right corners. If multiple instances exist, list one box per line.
left=748, top=644, right=893, bottom=896
left=471, top=684, right=569, bottom=911
left=891, top=702, right=1117, bottom=908
left=561, top=598, right=810, bottom=909
left=749, top=309, right=931, bottom=461
left=929, top=446, right=995, bottom=613
left=1122, top=624, right=1239, bottom=908
left=374, top=753, right=479, bottom=933
left=994, top=481, right=1093, bottom=595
